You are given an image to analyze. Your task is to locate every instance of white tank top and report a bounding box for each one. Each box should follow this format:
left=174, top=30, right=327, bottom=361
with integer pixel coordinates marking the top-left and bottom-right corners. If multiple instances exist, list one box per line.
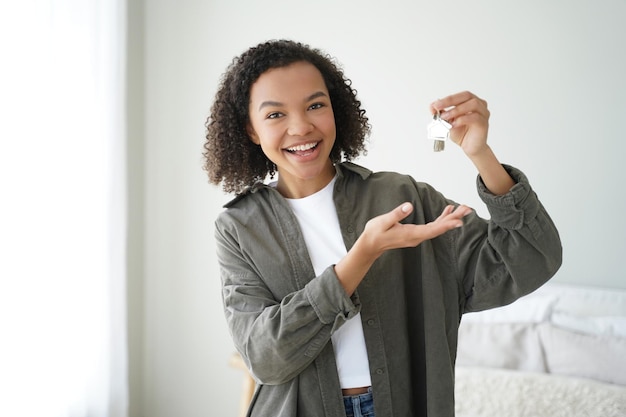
left=285, top=176, right=372, bottom=389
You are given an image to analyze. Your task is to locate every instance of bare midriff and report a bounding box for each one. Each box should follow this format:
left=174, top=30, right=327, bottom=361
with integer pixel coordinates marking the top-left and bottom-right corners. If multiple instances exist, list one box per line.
left=341, top=386, right=370, bottom=396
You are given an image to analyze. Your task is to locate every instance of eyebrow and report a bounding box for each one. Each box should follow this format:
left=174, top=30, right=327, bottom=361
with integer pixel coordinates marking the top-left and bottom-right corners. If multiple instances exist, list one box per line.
left=257, top=91, right=328, bottom=111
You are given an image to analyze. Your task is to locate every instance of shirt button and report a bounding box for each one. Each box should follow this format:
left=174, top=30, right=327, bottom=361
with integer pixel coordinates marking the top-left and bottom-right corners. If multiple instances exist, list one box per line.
left=376, top=368, right=385, bottom=375
left=367, top=319, right=376, bottom=326
left=346, top=225, right=355, bottom=233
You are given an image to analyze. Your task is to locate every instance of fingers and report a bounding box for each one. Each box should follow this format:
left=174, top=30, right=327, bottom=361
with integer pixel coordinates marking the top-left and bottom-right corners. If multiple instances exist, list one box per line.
left=436, top=204, right=455, bottom=219
left=431, top=91, right=477, bottom=112
left=363, top=202, right=472, bottom=252
left=430, top=91, right=491, bottom=155
left=427, top=205, right=470, bottom=234
left=396, top=203, right=472, bottom=242
left=362, top=202, right=413, bottom=241
left=399, top=202, right=413, bottom=215
left=430, top=91, right=490, bottom=124
left=381, top=202, right=414, bottom=226
left=399, top=204, right=472, bottom=246
left=437, top=204, right=472, bottom=226
left=389, top=202, right=470, bottom=229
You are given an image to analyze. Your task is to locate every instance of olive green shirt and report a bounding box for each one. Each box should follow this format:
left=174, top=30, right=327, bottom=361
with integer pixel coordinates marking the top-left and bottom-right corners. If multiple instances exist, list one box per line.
left=215, top=162, right=562, bottom=417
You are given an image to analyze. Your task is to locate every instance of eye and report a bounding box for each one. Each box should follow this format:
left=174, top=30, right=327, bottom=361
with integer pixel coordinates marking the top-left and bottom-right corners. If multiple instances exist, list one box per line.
left=308, top=103, right=324, bottom=111
left=266, top=111, right=283, bottom=120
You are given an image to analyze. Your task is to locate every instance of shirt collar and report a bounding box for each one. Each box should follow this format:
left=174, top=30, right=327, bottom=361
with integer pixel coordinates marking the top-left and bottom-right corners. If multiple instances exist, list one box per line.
left=223, top=161, right=372, bottom=208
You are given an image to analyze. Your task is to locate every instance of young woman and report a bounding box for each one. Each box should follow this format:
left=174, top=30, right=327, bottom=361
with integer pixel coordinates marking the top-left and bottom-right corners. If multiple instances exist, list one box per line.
left=204, top=39, right=562, bottom=417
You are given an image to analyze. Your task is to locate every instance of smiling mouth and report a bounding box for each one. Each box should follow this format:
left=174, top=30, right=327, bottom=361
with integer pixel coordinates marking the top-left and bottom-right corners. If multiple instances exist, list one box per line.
left=285, top=142, right=319, bottom=154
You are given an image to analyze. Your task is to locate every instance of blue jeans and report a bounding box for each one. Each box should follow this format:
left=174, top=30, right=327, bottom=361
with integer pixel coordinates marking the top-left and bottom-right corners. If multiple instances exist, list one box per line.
left=343, top=388, right=375, bottom=417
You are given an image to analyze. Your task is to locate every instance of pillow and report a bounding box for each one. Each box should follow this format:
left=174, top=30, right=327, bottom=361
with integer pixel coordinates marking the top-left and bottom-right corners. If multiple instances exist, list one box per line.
left=456, top=322, right=546, bottom=372
left=551, top=311, right=626, bottom=339
left=462, top=294, right=557, bottom=323
left=535, top=283, right=626, bottom=317
left=538, top=323, right=626, bottom=385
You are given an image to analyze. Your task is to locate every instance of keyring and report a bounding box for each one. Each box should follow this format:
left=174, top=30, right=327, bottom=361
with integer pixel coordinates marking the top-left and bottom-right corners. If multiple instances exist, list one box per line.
left=427, top=110, right=452, bottom=152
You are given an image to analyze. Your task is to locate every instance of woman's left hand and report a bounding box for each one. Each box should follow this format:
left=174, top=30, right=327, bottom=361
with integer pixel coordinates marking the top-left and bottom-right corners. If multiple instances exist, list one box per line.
left=431, top=91, right=515, bottom=195
left=430, top=91, right=490, bottom=157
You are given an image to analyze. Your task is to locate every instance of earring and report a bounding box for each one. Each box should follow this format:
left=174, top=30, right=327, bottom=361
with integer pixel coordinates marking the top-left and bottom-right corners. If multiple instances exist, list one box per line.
left=267, top=162, right=276, bottom=180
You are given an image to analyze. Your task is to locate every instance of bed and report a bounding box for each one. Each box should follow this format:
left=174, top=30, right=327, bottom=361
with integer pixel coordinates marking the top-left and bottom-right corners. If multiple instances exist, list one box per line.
left=455, top=282, right=626, bottom=417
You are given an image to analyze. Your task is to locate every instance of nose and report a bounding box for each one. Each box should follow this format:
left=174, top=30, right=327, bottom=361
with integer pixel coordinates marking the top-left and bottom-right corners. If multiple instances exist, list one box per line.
left=287, top=113, right=314, bottom=136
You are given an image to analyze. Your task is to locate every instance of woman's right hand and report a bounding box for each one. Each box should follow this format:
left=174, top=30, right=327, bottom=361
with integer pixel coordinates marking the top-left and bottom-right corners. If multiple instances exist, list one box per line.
left=360, top=202, right=471, bottom=258
left=334, top=202, right=472, bottom=295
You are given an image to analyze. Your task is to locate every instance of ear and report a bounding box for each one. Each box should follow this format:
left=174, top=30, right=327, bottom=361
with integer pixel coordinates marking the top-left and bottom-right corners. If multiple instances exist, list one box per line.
left=246, top=123, right=260, bottom=145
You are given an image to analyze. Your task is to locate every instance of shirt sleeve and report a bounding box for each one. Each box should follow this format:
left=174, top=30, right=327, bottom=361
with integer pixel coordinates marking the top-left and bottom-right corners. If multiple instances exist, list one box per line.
left=216, top=219, right=360, bottom=385
left=457, top=164, right=563, bottom=312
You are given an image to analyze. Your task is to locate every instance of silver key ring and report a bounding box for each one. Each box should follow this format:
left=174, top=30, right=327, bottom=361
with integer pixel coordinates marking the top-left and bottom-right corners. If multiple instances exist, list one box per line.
left=427, top=110, right=452, bottom=152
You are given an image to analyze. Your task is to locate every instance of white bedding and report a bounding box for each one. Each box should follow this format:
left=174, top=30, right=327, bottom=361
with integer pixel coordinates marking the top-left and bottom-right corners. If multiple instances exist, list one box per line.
left=455, top=366, right=626, bottom=417
left=455, top=283, right=626, bottom=417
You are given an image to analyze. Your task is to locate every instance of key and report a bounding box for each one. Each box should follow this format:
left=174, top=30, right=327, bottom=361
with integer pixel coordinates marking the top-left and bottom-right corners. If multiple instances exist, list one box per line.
left=427, top=111, right=452, bottom=152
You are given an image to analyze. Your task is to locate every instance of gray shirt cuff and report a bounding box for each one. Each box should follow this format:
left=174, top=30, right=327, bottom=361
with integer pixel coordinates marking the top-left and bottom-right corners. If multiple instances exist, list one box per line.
left=305, top=265, right=361, bottom=329
left=476, top=164, right=540, bottom=230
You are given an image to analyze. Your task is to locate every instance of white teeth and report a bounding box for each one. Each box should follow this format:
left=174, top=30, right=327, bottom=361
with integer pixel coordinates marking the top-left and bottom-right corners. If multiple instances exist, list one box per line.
left=287, top=142, right=317, bottom=152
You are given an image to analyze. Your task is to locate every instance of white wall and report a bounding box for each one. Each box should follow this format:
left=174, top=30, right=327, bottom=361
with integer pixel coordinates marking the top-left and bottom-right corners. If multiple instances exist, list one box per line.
left=132, top=0, right=626, bottom=416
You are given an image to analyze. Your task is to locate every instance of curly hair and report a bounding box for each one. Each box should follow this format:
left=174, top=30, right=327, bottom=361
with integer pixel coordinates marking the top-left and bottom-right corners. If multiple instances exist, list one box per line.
left=203, top=39, right=370, bottom=194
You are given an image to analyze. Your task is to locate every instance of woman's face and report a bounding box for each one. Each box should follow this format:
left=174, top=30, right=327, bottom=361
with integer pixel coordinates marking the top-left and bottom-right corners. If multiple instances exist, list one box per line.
left=247, top=61, right=337, bottom=199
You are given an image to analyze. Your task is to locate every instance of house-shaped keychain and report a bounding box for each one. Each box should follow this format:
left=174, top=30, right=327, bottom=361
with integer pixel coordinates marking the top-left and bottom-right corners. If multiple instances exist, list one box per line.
left=427, top=112, right=452, bottom=152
